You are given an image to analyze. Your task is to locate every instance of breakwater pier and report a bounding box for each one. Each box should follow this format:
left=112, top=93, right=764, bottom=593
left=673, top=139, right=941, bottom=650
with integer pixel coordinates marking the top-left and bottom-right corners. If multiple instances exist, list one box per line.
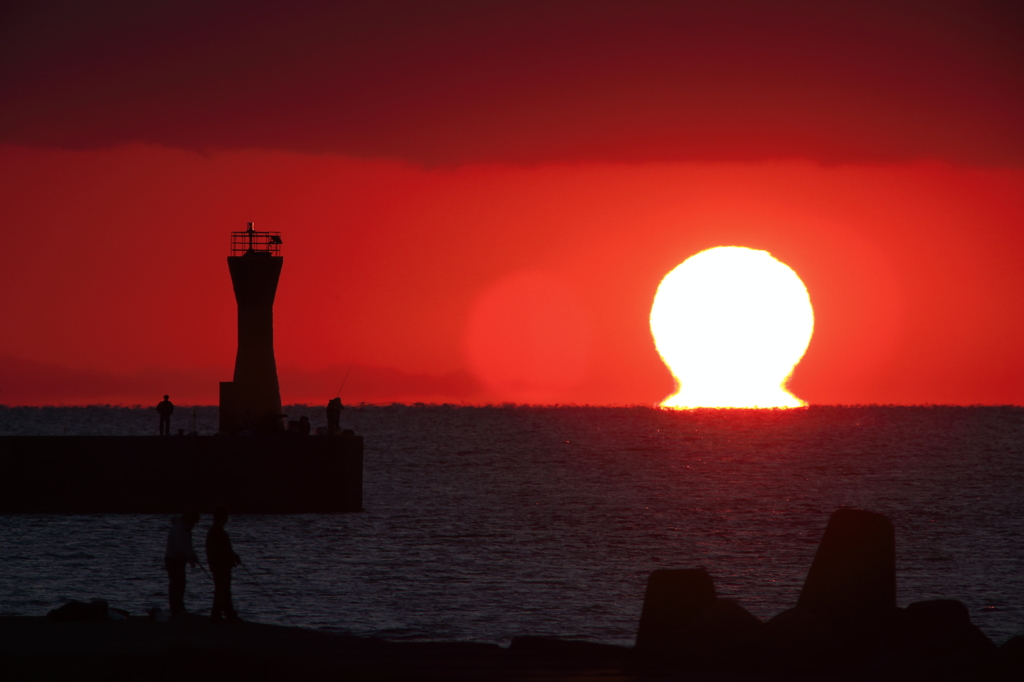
left=0, top=435, right=362, bottom=513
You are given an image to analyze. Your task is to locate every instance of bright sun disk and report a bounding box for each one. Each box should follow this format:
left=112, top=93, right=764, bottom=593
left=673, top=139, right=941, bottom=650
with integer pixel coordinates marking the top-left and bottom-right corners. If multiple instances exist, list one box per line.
left=650, top=246, right=814, bottom=408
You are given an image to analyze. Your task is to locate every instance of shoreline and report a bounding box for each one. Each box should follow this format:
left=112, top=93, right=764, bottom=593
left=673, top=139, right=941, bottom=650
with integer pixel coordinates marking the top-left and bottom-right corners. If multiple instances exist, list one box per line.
left=3, top=494, right=1021, bottom=679
left=0, top=615, right=685, bottom=682
left=3, top=613, right=1021, bottom=682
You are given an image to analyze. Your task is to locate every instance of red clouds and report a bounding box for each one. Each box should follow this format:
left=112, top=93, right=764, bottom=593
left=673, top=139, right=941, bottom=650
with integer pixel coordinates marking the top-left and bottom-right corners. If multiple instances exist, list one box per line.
left=2, top=2, right=1021, bottom=166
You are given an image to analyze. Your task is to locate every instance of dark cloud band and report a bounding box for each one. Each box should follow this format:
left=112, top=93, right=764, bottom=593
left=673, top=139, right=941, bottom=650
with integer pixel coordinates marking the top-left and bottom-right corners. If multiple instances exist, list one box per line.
left=2, top=1, right=1022, bottom=165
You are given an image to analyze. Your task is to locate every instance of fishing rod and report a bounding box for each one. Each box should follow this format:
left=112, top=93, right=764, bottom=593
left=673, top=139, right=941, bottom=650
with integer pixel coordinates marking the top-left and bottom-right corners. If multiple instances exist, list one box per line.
left=195, top=560, right=296, bottom=626
left=336, top=360, right=356, bottom=397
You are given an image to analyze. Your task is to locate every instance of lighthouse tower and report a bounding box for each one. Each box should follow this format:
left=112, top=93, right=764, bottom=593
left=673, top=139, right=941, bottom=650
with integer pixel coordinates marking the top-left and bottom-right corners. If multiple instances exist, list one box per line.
left=219, top=222, right=284, bottom=435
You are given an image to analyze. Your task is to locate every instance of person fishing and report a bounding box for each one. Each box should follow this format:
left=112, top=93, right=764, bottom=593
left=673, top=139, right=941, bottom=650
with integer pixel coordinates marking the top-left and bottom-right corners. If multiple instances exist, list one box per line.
left=326, top=361, right=354, bottom=435
left=206, top=504, right=242, bottom=622
left=326, top=397, right=343, bottom=435
left=164, top=510, right=200, bottom=616
left=157, top=395, right=174, bottom=436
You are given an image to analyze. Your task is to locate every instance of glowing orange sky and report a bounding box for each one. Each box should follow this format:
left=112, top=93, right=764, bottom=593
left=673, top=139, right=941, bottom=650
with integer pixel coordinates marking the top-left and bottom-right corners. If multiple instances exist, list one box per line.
left=2, top=147, right=1022, bottom=406
left=1, top=2, right=1022, bottom=406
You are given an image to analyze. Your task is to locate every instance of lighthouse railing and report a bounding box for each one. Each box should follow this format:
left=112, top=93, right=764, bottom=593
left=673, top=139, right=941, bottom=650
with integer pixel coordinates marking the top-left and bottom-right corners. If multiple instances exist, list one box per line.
left=230, top=229, right=282, bottom=256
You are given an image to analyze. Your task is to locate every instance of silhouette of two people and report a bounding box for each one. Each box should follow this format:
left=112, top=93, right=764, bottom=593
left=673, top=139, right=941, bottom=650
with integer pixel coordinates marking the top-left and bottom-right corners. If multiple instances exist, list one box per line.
left=164, top=510, right=200, bottom=615
left=207, top=505, right=243, bottom=622
left=157, top=395, right=174, bottom=436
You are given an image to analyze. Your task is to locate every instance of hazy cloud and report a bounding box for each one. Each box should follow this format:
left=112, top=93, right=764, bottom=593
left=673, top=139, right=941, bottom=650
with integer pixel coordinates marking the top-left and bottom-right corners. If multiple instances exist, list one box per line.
left=0, top=356, right=482, bottom=406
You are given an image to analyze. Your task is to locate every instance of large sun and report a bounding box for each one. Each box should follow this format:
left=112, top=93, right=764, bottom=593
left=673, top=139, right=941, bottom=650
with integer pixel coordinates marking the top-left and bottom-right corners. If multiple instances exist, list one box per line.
left=650, top=246, right=814, bottom=408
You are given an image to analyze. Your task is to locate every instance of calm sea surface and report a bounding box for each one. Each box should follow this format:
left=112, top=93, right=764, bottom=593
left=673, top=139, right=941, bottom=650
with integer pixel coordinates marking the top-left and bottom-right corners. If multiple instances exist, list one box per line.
left=0, top=404, right=1022, bottom=646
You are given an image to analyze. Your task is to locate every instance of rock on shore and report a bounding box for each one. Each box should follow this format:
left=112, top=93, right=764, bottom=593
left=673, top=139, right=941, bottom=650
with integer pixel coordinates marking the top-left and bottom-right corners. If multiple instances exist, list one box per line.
left=634, top=508, right=1022, bottom=680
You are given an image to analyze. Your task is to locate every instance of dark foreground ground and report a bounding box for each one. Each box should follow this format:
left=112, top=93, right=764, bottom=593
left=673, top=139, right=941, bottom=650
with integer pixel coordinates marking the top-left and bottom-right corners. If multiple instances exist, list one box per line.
left=0, top=615, right=843, bottom=682
left=3, top=615, right=1023, bottom=682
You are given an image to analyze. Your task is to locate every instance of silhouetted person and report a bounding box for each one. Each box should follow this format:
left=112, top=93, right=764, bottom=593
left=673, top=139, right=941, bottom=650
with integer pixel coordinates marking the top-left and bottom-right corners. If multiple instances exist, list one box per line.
left=157, top=395, right=174, bottom=436
left=164, top=510, right=200, bottom=616
left=297, top=415, right=311, bottom=436
left=326, top=397, right=343, bottom=434
left=206, top=505, right=242, bottom=622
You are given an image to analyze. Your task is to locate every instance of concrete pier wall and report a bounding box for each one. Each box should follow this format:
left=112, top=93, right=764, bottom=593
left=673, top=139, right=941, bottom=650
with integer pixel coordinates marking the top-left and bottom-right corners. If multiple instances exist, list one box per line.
left=0, top=435, right=362, bottom=513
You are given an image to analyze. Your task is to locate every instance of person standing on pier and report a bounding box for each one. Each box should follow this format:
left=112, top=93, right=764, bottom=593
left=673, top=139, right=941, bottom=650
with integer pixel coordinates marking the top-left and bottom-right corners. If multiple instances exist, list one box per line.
left=206, top=505, right=242, bottom=622
left=157, top=395, right=174, bottom=436
left=164, top=510, right=200, bottom=616
left=326, top=397, right=343, bottom=434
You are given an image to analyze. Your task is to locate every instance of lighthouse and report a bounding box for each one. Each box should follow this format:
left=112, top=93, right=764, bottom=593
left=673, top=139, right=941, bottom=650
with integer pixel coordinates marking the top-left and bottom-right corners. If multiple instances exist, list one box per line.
left=2, top=220, right=363, bottom=512
left=219, top=222, right=284, bottom=434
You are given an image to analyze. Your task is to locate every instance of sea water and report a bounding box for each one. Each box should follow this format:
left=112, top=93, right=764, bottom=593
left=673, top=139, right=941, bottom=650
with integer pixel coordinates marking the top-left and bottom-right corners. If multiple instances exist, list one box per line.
left=0, top=404, right=1022, bottom=646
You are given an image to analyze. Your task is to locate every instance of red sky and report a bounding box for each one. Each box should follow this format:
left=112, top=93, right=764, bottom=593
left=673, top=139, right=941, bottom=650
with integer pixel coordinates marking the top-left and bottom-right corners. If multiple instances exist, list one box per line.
left=1, top=1, right=1022, bottom=406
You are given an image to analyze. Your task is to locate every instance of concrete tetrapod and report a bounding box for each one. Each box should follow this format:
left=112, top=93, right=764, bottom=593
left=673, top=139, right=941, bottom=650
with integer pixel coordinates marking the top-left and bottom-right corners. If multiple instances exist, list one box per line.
left=797, top=507, right=896, bottom=631
left=635, top=568, right=716, bottom=650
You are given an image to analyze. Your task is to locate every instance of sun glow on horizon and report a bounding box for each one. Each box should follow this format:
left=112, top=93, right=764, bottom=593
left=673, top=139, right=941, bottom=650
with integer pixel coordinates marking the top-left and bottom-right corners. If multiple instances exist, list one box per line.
left=650, top=246, right=814, bottom=409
